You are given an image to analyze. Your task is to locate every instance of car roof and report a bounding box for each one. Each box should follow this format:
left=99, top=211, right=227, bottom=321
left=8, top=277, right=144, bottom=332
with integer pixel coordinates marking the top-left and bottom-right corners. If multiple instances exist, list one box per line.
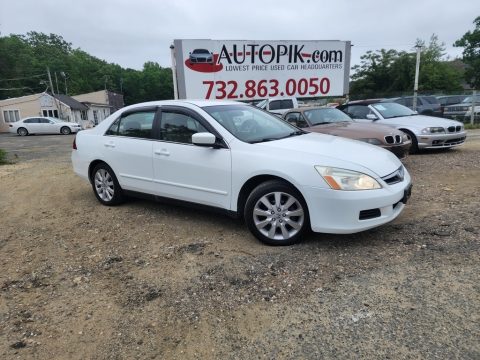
left=341, top=99, right=383, bottom=106
left=121, top=99, right=245, bottom=110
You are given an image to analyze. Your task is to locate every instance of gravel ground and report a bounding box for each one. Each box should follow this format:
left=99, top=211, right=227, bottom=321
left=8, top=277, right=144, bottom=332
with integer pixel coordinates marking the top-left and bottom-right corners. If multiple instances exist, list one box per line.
left=0, top=131, right=479, bottom=359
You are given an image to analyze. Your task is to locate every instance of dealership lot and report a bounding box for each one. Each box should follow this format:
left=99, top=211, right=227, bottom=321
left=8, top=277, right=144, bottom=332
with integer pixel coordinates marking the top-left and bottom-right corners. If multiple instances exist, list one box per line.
left=0, top=132, right=479, bottom=359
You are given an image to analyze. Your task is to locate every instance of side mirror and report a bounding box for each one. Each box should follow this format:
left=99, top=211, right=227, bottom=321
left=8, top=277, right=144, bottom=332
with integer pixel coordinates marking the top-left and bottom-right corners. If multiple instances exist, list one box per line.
left=366, top=114, right=378, bottom=120
left=192, top=132, right=216, bottom=146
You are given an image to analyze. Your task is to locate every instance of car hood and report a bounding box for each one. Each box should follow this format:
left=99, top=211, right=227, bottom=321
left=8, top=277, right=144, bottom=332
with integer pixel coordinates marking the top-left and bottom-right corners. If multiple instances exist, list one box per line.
left=308, top=121, right=402, bottom=140
left=256, top=133, right=401, bottom=178
left=380, top=115, right=463, bottom=128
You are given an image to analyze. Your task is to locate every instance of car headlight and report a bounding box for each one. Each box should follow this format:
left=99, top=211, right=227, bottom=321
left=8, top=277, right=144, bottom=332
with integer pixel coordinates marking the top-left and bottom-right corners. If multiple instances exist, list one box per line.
left=315, top=166, right=382, bottom=191
left=421, top=127, right=445, bottom=134
left=357, top=138, right=383, bottom=145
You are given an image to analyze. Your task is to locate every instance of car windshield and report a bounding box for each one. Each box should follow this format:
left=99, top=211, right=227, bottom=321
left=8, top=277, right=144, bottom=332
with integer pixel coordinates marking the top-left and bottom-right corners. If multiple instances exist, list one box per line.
left=194, top=49, right=210, bottom=54
left=371, top=102, right=416, bottom=119
left=48, top=118, right=61, bottom=123
left=461, top=95, right=480, bottom=103
left=304, top=108, right=352, bottom=125
left=203, top=104, right=302, bottom=143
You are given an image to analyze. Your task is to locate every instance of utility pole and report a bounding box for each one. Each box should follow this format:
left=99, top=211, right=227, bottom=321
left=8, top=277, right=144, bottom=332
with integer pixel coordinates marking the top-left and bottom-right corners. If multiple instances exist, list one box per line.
left=60, top=72, right=68, bottom=95
left=471, top=89, right=477, bottom=125
left=170, top=44, right=178, bottom=99
left=46, top=67, right=55, bottom=95
left=54, top=72, right=60, bottom=94
left=413, top=45, right=422, bottom=112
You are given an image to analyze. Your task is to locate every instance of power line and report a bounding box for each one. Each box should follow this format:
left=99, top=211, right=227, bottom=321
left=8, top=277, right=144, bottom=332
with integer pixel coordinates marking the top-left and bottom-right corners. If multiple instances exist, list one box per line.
left=0, top=74, right=46, bottom=82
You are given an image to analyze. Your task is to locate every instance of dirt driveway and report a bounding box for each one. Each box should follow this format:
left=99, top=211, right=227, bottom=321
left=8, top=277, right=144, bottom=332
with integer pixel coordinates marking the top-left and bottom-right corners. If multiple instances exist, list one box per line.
left=0, top=132, right=479, bottom=359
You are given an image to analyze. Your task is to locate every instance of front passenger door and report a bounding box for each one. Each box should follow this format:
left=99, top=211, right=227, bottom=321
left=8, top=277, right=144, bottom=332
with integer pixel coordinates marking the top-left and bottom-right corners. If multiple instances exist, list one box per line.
left=152, top=107, right=231, bottom=209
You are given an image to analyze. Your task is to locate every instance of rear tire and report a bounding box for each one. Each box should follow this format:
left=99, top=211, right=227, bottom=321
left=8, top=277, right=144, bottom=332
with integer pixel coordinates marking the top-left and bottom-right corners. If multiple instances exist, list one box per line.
left=244, top=180, right=310, bottom=246
left=61, top=126, right=71, bottom=135
left=17, top=127, right=28, bottom=136
left=91, top=163, right=125, bottom=206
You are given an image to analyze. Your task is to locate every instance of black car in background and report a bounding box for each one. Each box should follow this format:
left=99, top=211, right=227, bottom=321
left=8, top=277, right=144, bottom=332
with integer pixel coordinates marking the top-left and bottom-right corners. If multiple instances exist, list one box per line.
left=383, top=96, right=442, bottom=117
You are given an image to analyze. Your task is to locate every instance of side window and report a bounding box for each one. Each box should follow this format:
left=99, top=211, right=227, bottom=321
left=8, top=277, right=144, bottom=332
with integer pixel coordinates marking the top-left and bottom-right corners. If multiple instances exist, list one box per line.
left=281, top=100, right=294, bottom=109
left=269, top=100, right=281, bottom=110
left=119, top=111, right=155, bottom=138
left=345, top=105, right=370, bottom=119
left=106, top=111, right=155, bottom=138
left=297, top=114, right=308, bottom=128
left=40, top=118, right=50, bottom=123
left=404, top=98, right=414, bottom=107
left=106, top=118, right=120, bottom=135
left=161, top=111, right=208, bottom=144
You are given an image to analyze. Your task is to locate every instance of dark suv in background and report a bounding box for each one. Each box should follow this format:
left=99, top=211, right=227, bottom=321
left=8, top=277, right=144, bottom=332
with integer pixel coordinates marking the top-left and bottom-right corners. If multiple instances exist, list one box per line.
left=436, top=95, right=468, bottom=116
left=384, top=96, right=442, bottom=117
left=443, top=95, right=480, bottom=121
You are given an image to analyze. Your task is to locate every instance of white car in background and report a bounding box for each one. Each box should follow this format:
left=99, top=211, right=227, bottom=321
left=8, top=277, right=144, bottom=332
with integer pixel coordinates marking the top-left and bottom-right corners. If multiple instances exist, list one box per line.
left=338, top=101, right=467, bottom=153
left=72, top=100, right=412, bottom=246
left=9, top=117, right=82, bottom=136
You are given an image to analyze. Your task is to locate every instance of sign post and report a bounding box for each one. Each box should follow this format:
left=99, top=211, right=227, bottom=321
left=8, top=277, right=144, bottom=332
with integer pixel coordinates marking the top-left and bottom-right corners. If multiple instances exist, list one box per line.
left=173, top=39, right=351, bottom=100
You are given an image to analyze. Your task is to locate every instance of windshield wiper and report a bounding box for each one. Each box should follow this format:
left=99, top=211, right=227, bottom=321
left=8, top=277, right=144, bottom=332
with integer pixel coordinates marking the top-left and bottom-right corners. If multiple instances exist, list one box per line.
left=311, top=122, right=331, bottom=125
left=250, top=131, right=305, bottom=144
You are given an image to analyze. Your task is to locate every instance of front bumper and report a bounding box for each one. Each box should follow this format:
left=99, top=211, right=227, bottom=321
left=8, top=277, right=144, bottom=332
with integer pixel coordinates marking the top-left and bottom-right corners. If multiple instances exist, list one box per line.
left=417, top=131, right=467, bottom=149
left=302, top=174, right=412, bottom=234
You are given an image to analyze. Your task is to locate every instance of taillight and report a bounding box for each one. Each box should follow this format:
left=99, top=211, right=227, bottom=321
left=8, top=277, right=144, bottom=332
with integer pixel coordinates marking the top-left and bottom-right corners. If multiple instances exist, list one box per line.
left=73, top=137, right=77, bottom=150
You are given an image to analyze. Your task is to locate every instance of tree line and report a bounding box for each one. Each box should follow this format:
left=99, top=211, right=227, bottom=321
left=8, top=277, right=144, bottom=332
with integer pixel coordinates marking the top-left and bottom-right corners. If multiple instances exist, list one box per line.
left=0, top=31, right=173, bottom=105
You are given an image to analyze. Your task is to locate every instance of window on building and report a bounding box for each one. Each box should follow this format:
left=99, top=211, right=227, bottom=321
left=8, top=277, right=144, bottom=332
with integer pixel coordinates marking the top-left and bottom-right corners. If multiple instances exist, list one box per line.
left=42, top=109, right=59, bottom=118
left=93, top=110, right=98, bottom=125
left=81, top=111, right=88, bottom=120
left=3, top=110, right=20, bottom=123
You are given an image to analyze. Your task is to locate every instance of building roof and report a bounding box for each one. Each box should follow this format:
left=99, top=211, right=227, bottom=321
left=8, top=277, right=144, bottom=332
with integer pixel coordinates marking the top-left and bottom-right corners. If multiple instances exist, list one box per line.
left=53, top=94, right=89, bottom=111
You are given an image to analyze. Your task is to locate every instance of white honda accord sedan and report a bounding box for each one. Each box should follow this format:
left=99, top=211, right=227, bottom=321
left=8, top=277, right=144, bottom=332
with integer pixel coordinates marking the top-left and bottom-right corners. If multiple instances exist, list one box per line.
left=72, top=100, right=412, bottom=245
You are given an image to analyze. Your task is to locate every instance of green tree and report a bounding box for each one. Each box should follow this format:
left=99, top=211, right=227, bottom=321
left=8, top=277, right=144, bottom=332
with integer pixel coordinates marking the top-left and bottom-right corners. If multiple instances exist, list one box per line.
left=454, top=16, right=480, bottom=89
left=0, top=31, right=174, bottom=104
left=350, top=34, right=463, bottom=99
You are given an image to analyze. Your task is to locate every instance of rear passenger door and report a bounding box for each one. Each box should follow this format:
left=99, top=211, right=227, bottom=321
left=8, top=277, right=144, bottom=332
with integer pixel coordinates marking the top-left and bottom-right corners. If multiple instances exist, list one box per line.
left=103, top=107, right=158, bottom=193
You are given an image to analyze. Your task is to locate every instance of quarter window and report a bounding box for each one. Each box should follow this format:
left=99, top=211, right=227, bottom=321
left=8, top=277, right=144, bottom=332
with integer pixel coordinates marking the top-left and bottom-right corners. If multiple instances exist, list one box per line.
left=160, top=111, right=207, bottom=144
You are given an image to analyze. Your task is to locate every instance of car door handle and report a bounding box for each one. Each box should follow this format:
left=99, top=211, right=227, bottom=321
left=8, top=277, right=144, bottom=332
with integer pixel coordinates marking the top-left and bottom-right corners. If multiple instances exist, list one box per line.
left=104, top=141, right=115, bottom=148
left=154, top=149, right=170, bottom=156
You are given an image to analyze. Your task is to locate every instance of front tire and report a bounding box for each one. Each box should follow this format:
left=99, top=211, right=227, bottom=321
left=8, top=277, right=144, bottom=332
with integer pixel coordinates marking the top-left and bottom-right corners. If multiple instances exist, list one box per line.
left=91, top=163, right=125, bottom=206
left=403, top=129, right=419, bottom=154
left=244, top=180, right=310, bottom=246
left=17, top=127, right=28, bottom=136
left=61, top=126, right=71, bottom=135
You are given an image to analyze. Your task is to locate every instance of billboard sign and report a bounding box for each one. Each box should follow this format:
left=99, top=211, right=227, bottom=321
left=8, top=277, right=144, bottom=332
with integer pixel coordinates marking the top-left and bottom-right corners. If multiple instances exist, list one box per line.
left=173, top=39, right=351, bottom=100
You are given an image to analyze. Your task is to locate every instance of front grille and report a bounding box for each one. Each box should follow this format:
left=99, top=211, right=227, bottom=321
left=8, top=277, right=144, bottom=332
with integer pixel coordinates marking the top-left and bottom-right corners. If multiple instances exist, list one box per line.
left=359, top=208, right=381, bottom=220
left=431, top=136, right=466, bottom=147
left=447, top=126, right=462, bottom=133
left=385, top=135, right=402, bottom=144
left=382, top=166, right=404, bottom=185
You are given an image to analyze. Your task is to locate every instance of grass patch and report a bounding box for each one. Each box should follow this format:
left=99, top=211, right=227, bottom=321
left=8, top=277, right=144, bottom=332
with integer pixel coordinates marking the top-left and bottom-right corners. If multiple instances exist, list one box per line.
left=465, top=123, right=480, bottom=129
left=0, top=149, right=12, bottom=165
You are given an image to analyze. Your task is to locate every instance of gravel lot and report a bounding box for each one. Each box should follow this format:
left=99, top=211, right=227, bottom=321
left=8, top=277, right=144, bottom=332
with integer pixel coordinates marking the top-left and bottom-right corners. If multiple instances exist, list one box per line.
left=0, top=131, right=479, bottom=359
